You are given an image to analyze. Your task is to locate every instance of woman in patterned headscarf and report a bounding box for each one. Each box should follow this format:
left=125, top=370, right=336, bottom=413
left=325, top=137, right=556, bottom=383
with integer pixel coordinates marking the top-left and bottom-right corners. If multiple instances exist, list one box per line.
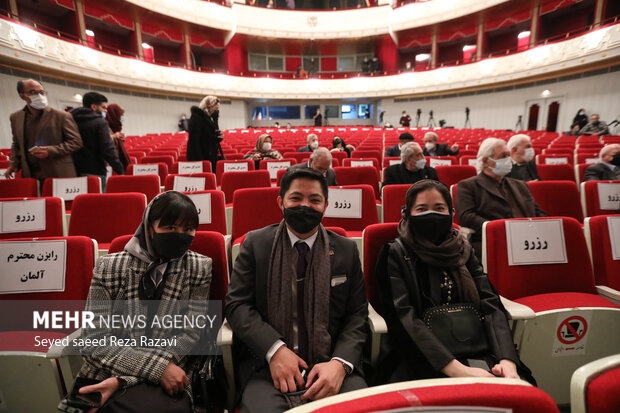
left=243, top=134, right=283, bottom=169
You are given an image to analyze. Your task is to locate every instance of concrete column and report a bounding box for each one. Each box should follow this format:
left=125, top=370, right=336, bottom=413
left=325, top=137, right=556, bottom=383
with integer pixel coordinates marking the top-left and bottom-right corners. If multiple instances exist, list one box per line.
left=135, top=21, right=144, bottom=59
left=8, top=0, right=19, bottom=19
left=184, top=33, right=193, bottom=69
left=74, top=0, right=87, bottom=44
left=530, top=0, right=541, bottom=48
left=476, top=17, right=485, bottom=61
left=430, top=27, right=438, bottom=68
left=593, top=0, right=604, bottom=28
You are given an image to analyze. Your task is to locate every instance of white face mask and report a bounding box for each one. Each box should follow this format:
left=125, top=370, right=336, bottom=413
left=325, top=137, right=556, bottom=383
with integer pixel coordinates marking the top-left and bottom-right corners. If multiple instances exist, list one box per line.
left=491, top=157, right=513, bottom=176
left=101, top=111, right=106, bottom=119
left=120, top=116, right=125, bottom=124
left=309, top=141, right=318, bottom=150
left=415, top=158, right=427, bottom=170
left=29, top=94, right=48, bottom=110
left=425, top=142, right=436, bottom=151
left=523, top=147, right=535, bottom=162
left=262, top=142, right=272, bottom=152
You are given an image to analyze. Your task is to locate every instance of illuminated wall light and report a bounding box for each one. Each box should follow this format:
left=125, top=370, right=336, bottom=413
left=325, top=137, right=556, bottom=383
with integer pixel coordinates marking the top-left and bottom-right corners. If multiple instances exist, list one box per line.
left=141, top=42, right=152, bottom=49
left=517, top=31, right=531, bottom=39
left=415, top=53, right=430, bottom=62
left=85, top=29, right=95, bottom=37
left=73, top=93, right=82, bottom=102
left=462, top=45, right=476, bottom=52
left=541, top=89, right=551, bottom=97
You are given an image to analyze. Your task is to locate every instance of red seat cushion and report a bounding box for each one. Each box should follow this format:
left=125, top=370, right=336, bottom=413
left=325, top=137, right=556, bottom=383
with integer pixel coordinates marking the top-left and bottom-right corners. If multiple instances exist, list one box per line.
left=587, top=367, right=620, bottom=413
left=515, top=292, right=619, bottom=313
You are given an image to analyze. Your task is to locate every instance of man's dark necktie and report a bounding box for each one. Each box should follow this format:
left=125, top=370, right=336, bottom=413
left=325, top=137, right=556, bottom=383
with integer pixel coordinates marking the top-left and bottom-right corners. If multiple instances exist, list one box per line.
left=294, top=241, right=310, bottom=362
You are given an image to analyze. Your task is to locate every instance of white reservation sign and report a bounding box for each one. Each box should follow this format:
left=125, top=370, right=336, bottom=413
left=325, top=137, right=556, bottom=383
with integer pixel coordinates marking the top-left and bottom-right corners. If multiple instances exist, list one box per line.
left=0, top=199, right=46, bottom=233
left=173, top=176, right=206, bottom=193
left=187, top=193, right=212, bottom=224
left=505, top=219, right=568, bottom=266
left=52, top=176, right=88, bottom=201
left=0, top=240, right=67, bottom=294
left=178, top=162, right=204, bottom=174
left=324, top=188, right=362, bottom=219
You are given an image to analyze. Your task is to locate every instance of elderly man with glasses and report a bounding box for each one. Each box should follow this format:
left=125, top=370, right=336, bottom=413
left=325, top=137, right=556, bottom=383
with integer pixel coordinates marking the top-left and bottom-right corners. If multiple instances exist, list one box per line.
left=6, top=79, right=82, bottom=181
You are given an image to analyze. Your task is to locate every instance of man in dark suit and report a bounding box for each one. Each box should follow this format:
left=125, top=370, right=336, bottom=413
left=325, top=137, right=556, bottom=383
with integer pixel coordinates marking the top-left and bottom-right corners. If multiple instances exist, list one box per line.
left=225, top=168, right=368, bottom=412
left=422, top=131, right=459, bottom=156
left=5, top=79, right=82, bottom=180
left=584, top=144, right=620, bottom=181
left=298, top=133, right=319, bottom=152
left=506, top=134, right=540, bottom=182
left=289, top=147, right=338, bottom=186
left=456, top=138, right=546, bottom=260
left=385, top=132, right=414, bottom=157
left=383, top=142, right=439, bottom=187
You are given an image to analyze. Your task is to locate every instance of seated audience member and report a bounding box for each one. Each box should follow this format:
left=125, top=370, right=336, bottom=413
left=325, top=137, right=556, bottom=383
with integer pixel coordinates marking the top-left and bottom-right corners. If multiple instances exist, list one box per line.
left=286, top=122, right=293, bottom=130
left=584, top=144, right=620, bottom=181
left=385, top=132, right=414, bottom=157
left=399, top=111, right=411, bottom=127
left=422, top=132, right=459, bottom=156
left=375, top=180, right=534, bottom=384
left=274, top=122, right=281, bottom=128
left=289, top=147, right=338, bottom=186
left=383, top=142, right=439, bottom=187
left=361, top=56, right=371, bottom=74
left=331, top=136, right=355, bottom=157
left=506, top=134, right=540, bottom=182
left=76, top=191, right=211, bottom=413
left=244, top=134, right=283, bottom=169
left=225, top=168, right=368, bottom=412
left=295, top=65, right=308, bottom=79
left=570, top=108, right=588, bottom=135
left=579, top=114, right=610, bottom=136
left=455, top=138, right=546, bottom=259
left=298, top=133, right=319, bottom=152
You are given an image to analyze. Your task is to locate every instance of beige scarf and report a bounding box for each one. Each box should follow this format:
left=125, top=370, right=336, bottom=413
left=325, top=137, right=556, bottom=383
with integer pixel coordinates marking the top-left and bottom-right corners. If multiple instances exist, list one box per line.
left=267, top=221, right=331, bottom=364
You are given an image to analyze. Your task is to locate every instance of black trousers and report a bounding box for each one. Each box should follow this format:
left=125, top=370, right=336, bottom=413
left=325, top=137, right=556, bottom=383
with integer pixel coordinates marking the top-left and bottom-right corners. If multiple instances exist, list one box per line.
left=100, top=382, right=192, bottom=413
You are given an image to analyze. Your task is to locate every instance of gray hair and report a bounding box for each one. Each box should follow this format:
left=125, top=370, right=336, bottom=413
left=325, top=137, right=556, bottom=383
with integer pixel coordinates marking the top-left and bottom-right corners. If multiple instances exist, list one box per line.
left=476, top=138, right=507, bottom=172
left=400, top=142, right=422, bottom=163
left=507, top=134, right=531, bottom=151
left=307, top=133, right=318, bottom=144
left=600, top=144, right=620, bottom=161
left=424, top=131, right=438, bottom=142
left=310, top=147, right=332, bottom=162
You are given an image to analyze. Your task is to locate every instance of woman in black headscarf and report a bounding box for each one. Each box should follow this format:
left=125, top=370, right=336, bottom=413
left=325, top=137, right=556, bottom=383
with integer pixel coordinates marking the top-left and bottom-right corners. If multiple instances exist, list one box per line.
left=77, top=191, right=212, bottom=413
left=187, top=95, right=222, bottom=172
left=375, top=180, right=533, bottom=384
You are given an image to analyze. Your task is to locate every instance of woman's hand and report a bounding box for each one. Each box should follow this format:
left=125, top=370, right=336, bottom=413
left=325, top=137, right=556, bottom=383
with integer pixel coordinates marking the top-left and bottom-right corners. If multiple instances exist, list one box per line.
left=78, top=377, right=120, bottom=413
left=160, top=362, right=190, bottom=396
left=441, top=359, right=493, bottom=378
left=492, top=359, right=519, bottom=379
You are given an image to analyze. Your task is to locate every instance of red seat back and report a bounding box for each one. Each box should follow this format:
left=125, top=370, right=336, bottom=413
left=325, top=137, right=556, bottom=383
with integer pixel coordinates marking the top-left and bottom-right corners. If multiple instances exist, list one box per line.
left=362, top=223, right=399, bottom=314
left=581, top=180, right=620, bottom=217
left=215, top=160, right=255, bottom=185
left=435, top=165, right=477, bottom=188
left=140, top=155, right=175, bottom=170
left=232, top=187, right=281, bottom=241
left=333, top=166, right=380, bottom=200
left=163, top=173, right=217, bottom=192
left=106, top=175, right=161, bottom=202
left=322, top=184, right=379, bottom=231
left=0, top=197, right=64, bottom=239
left=221, top=170, right=271, bottom=204
left=586, top=215, right=620, bottom=291
left=382, top=184, right=410, bottom=223
left=127, top=162, right=168, bottom=186
left=0, top=178, right=38, bottom=198
left=536, top=164, right=575, bottom=181
left=527, top=180, right=584, bottom=222
left=42, top=176, right=101, bottom=211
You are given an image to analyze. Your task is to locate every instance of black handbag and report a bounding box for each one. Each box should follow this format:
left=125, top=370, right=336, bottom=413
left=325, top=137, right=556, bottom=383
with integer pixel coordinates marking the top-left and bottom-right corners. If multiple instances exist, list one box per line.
left=191, top=355, right=227, bottom=412
left=422, top=303, right=490, bottom=358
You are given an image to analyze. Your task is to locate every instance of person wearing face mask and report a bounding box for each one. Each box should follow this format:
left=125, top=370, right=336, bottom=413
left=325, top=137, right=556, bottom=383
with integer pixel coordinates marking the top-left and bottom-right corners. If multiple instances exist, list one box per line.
left=225, top=168, right=368, bottom=412
left=579, top=113, right=610, bottom=136
left=505, top=134, right=540, bottom=182
left=382, top=142, right=439, bottom=187
left=289, top=147, right=338, bottom=186
left=6, top=79, right=82, bottom=181
left=375, top=180, right=534, bottom=384
left=385, top=132, right=414, bottom=157
left=331, top=136, right=355, bottom=157
left=105, top=103, right=131, bottom=172
left=422, top=131, right=459, bottom=157
left=76, top=191, right=211, bottom=413
left=71, top=92, right=125, bottom=192
left=187, top=96, right=223, bottom=173
left=455, top=137, right=546, bottom=260
left=570, top=108, right=588, bottom=135
left=298, top=133, right=320, bottom=152
left=584, top=144, right=620, bottom=181
left=243, top=134, right=283, bottom=169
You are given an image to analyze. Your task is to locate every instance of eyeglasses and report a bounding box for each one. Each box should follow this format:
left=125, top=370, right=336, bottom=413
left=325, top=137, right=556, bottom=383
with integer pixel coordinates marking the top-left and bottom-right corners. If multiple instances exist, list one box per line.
left=25, top=90, right=47, bottom=96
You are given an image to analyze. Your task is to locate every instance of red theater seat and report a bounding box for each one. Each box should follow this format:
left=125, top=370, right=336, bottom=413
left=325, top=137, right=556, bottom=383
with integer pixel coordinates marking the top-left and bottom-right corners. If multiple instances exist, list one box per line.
left=231, top=187, right=281, bottom=242
left=127, top=162, right=168, bottom=186
left=163, top=173, right=217, bottom=192
left=171, top=160, right=212, bottom=174
left=42, top=176, right=101, bottom=211
left=580, top=180, right=620, bottom=217
left=571, top=354, right=620, bottom=413
left=526, top=180, right=584, bottom=222
left=106, top=174, right=161, bottom=202
left=435, top=165, right=476, bottom=188
left=322, top=184, right=379, bottom=238
left=537, top=163, right=575, bottom=181
left=584, top=215, right=620, bottom=293
left=221, top=170, right=271, bottom=205
left=333, top=166, right=380, bottom=201
left=215, top=159, right=255, bottom=186
left=0, top=178, right=38, bottom=198
left=381, top=184, right=410, bottom=223
left=140, top=155, right=175, bottom=170
left=0, top=197, right=65, bottom=239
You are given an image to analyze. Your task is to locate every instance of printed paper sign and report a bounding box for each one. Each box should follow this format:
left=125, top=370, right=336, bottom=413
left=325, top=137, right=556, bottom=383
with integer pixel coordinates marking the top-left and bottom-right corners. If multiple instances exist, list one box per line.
left=266, top=161, right=291, bottom=179
left=187, top=193, right=212, bottom=225
left=350, top=160, right=374, bottom=167
left=223, top=162, right=248, bottom=173
left=52, top=176, right=88, bottom=201
left=178, top=161, right=203, bottom=174
left=173, top=176, right=205, bottom=193
left=0, top=168, right=7, bottom=179
left=505, top=219, right=567, bottom=266
left=430, top=158, right=452, bottom=167
left=133, top=164, right=159, bottom=176
left=324, top=188, right=362, bottom=219
left=608, top=216, right=620, bottom=260
left=1, top=199, right=46, bottom=233
left=0, top=240, right=67, bottom=294
left=468, top=158, right=477, bottom=166
left=585, top=158, right=598, bottom=164
left=597, top=182, right=620, bottom=211
left=553, top=312, right=592, bottom=357
left=545, top=157, right=568, bottom=165
left=389, top=159, right=401, bottom=166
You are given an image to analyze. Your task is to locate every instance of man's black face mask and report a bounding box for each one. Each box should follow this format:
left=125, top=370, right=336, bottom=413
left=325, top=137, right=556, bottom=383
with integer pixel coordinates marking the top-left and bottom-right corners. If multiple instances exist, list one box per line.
left=283, top=205, right=323, bottom=234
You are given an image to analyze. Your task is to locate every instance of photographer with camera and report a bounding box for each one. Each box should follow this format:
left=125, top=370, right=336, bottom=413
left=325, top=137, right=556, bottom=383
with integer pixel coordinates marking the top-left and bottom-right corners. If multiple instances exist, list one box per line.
left=187, top=96, right=223, bottom=173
